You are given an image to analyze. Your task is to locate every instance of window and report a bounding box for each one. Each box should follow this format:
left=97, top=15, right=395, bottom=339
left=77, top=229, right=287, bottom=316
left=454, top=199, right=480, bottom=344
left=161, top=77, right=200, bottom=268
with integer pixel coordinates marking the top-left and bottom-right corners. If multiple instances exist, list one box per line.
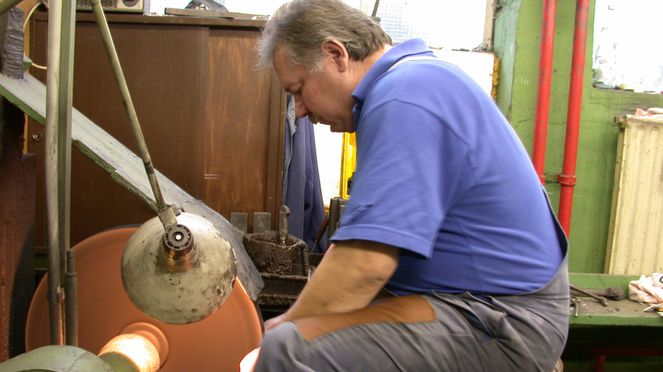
left=592, top=0, right=663, bottom=93
left=372, top=0, right=490, bottom=50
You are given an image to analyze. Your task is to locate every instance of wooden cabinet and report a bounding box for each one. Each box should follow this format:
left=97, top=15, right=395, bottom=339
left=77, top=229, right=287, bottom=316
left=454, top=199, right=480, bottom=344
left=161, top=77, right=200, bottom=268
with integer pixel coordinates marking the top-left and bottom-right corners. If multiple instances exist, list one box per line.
left=28, top=12, right=286, bottom=248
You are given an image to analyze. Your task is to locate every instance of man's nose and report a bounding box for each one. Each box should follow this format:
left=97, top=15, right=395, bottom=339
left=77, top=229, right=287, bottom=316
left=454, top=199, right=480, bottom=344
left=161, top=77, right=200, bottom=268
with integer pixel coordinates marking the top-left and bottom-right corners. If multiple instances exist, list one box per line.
left=294, top=98, right=309, bottom=119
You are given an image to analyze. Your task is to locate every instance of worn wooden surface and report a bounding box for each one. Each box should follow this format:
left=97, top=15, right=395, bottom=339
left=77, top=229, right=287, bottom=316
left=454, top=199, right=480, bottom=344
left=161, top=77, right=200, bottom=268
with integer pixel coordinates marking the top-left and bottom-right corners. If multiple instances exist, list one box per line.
left=203, top=28, right=286, bottom=231
left=19, top=13, right=290, bottom=301
left=0, top=8, right=24, bottom=79
left=0, top=72, right=263, bottom=300
left=25, top=12, right=284, bottom=276
left=27, top=18, right=209, bottom=250
left=0, top=102, right=35, bottom=360
left=569, top=273, right=663, bottom=327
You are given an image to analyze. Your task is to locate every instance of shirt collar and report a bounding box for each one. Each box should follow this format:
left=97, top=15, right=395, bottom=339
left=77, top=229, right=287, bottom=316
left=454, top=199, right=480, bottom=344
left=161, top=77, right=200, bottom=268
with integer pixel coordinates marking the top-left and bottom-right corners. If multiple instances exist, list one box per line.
left=352, top=38, right=434, bottom=104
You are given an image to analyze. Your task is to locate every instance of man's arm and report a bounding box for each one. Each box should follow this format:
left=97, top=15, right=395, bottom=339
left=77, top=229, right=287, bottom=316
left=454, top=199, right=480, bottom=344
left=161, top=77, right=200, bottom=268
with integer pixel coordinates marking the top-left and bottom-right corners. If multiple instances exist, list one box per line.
left=265, top=240, right=399, bottom=329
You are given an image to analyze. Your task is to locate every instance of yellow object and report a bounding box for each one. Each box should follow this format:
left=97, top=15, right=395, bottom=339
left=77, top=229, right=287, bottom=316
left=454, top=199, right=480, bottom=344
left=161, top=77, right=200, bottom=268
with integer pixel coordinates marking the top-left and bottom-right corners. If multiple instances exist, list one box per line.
left=340, top=133, right=356, bottom=199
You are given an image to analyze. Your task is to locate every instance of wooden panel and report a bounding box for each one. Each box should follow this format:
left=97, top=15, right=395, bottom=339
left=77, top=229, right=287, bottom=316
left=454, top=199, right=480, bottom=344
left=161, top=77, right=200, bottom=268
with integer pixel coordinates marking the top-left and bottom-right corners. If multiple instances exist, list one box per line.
left=28, top=15, right=208, bottom=247
left=265, top=74, right=287, bottom=228
left=204, top=28, right=283, bottom=230
left=70, top=21, right=208, bottom=197
left=0, top=105, right=35, bottom=360
left=2, top=72, right=262, bottom=300
left=26, top=13, right=285, bottom=249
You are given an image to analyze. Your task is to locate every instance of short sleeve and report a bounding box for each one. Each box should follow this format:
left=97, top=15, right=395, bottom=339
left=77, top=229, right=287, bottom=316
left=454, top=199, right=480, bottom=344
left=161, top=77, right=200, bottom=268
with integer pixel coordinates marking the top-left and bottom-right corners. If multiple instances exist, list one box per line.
left=331, top=99, right=470, bottom=258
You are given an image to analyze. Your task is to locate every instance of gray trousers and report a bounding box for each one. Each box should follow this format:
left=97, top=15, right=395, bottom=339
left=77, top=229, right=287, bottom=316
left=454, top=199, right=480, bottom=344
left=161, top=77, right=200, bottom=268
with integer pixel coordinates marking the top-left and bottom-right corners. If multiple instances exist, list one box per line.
left=253, top=256, right=569, bottom=372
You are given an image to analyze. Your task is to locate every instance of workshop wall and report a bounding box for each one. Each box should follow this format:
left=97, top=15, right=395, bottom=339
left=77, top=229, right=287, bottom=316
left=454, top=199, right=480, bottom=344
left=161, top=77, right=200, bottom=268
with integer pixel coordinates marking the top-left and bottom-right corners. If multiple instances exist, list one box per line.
left=493, top=0, right=663, bottom=273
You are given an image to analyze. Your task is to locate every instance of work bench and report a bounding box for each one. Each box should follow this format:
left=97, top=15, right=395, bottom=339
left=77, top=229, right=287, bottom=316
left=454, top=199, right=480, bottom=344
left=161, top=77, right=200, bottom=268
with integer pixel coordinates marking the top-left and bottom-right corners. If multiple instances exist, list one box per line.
left=566, top=273, right=663, bottom=372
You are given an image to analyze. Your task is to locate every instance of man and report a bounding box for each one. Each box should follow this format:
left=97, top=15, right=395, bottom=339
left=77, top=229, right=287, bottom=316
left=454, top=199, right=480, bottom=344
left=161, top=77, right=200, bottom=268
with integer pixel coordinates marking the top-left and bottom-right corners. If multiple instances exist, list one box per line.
left=253, top=0, right=569, bottom=371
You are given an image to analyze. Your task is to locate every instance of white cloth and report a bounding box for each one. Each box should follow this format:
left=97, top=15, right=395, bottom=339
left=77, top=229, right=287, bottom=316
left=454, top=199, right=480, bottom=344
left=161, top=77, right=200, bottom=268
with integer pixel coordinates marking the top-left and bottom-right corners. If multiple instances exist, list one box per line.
left=629, top=273, right=663, bottom=303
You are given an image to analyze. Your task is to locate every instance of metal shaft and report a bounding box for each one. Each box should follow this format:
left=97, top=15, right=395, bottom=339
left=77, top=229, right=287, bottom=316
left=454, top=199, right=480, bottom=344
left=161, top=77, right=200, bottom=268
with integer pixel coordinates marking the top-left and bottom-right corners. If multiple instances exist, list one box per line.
left=65, top=250, right=78, bottom=346
left=371, top=0, right=380, bottom=17
left=45, top=0, right=63, bottom=345
left=570, top=284, right=608, bottom=306
left=89, top=0, right=176, bottom=228
left=279, top=205, right=290, bottom=245
left=45, top=0, right=77, bottom=345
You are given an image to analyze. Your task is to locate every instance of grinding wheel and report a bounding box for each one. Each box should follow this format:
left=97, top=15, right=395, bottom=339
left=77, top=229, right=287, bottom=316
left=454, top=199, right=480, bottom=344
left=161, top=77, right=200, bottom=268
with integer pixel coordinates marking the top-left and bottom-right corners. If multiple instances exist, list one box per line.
left=26, top=227, right=263, bottom=371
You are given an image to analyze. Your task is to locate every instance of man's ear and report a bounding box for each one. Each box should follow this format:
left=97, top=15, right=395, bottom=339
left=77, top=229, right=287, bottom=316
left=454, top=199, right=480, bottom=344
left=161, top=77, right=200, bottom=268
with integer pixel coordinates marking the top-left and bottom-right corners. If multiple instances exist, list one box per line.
left=321, top=40, right=349, bottom=72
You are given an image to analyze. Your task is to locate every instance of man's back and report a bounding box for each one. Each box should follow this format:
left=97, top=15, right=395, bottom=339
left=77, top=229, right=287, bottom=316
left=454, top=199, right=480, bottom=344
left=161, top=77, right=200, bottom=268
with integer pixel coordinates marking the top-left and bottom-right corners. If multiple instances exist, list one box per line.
left=334, top=38, right=564, bottom=296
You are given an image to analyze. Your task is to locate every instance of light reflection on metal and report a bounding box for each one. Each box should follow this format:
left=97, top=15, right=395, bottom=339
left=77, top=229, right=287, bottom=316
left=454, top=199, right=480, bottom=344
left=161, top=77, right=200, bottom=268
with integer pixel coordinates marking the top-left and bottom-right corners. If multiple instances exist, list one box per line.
left=25, top=228, right=263, bottom=371
left=98, top=323, right=167, bottom=372
left=122, top=213, right=237, bottom=324
left=240, top=347, right=261, bottom=372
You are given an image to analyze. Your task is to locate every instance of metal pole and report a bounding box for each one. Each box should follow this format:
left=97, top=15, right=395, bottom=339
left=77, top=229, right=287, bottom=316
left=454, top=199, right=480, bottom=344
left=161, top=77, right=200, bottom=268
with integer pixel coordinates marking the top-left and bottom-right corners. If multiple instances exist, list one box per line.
left=58, top=0, right=78, bottom=346
left=532, top=0, right=557, bottom=184
left=59, top=0, right=78, bottom=347
left=558, top=0, right=590, bottom=236
left=371, top=0, right=380, bottom=17
left=90, top=0, right=177, bottom=229
left=0, top=0, right=22, bottom=16
left=45, top=0, right=65, bottom=345
left=45, top=0, right=77, bottom=346
left=65, top=250, right=78, bottom=346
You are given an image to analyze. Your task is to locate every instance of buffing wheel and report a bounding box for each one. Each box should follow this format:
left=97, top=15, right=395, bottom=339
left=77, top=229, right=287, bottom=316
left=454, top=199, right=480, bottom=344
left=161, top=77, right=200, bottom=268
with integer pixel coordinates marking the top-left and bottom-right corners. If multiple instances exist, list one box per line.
left=26, top=227, right=262, bottom=371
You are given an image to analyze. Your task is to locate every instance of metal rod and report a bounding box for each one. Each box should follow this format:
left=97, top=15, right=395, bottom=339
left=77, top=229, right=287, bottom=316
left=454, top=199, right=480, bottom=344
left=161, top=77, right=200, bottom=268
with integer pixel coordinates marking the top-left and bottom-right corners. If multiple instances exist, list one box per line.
left=570, top=284, right=608, bottom=306
left=0, top=0, right=22, bottom=16
left=59, top=0, right=77, bottom=346
left=89, top=0, right=176, bottom=229
left=371, top=0, right=380, bottom=17
left=279, top=205, right=290, bottom=246
left=65, top=250, right=79, bottom=345
left=45, top=0, right=65, bottom=346
left=558, top=0, right=589, bottom=236
left=532, top=0, right=556, bottom=184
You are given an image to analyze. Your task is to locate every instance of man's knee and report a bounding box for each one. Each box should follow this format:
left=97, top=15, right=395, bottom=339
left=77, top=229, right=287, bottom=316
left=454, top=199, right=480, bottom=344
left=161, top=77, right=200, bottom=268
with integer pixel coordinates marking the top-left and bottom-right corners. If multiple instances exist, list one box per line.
left=260, top=322, right=299, bottom=354
left=254, top=322, right=309, bottom=372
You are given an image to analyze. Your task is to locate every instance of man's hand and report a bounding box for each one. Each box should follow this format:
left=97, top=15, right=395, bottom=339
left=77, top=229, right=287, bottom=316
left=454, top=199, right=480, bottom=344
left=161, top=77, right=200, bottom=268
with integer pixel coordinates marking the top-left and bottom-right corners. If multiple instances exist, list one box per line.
left=264, top=312, right=289, bottom=331
left=280, top=240, right=399, bottom=321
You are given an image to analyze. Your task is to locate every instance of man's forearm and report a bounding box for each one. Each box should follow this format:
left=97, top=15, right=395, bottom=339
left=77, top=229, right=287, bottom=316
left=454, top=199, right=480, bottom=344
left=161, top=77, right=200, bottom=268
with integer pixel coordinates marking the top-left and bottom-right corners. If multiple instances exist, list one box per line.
left=283, top=240, right=399, bottom=321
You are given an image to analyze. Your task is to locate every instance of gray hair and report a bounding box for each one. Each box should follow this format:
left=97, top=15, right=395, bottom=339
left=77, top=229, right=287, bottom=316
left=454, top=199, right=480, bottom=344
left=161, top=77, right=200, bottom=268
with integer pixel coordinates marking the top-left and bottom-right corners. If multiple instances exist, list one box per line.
left=258, top=0, right=391, bottom=71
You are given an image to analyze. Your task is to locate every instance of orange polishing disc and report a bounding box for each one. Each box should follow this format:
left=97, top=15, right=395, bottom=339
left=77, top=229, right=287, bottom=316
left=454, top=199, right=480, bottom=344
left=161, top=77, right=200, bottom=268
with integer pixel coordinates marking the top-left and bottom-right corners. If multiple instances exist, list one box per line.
left=26, top=227, right=263, bottom=371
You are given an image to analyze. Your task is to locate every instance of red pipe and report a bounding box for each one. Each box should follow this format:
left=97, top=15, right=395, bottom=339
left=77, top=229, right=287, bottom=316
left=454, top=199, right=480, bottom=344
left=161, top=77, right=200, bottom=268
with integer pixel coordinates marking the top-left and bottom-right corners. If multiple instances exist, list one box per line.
left=532, top=0, right=557, bottom=184
left=558, top=0, right=590, bottom=236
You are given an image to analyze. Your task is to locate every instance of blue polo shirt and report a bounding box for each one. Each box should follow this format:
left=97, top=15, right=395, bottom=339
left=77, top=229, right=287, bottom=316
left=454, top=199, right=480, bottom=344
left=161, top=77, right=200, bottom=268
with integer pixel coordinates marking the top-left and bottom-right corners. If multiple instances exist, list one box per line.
left=331, top=39, right=565, bottom=295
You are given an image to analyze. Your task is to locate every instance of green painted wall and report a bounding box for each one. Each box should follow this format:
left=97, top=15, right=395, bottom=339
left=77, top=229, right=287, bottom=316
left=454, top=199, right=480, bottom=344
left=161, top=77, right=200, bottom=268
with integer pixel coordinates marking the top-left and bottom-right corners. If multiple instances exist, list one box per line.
left=493, top=0, right=663, bottom=273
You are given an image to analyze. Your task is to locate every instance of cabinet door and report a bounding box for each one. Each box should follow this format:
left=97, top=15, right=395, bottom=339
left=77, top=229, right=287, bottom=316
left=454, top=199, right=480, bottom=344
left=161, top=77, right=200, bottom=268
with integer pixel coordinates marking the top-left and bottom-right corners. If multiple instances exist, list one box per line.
left=28, top=13, right=284, bottom=248
left=203, top=28, right=285, bottom=232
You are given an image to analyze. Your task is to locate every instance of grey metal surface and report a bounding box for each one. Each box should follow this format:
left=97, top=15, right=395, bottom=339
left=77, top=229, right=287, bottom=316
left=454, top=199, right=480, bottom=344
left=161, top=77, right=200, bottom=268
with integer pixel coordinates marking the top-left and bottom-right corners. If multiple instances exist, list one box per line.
left=253, top=212, right=271, bottom=234
left=244, top=231, right=309, bottom=311
left=45, top=0, right=70, bottom=346
left=60, top=0, right=78, bottom=347
left=230, top=212, right=248, bottom=234
left=278, top=205, right=290, bottom=245
left=121, top=212, right=237, bottom=324
left=0, top=345, right=114, bottom=371
left=64, top=250, right=78, bottom=346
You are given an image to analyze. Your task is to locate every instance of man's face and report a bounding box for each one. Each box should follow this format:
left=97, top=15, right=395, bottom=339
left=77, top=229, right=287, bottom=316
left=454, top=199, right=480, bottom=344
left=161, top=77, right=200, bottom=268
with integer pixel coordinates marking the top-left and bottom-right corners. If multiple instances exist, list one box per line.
left=273, top=45, right=355, bottom=133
